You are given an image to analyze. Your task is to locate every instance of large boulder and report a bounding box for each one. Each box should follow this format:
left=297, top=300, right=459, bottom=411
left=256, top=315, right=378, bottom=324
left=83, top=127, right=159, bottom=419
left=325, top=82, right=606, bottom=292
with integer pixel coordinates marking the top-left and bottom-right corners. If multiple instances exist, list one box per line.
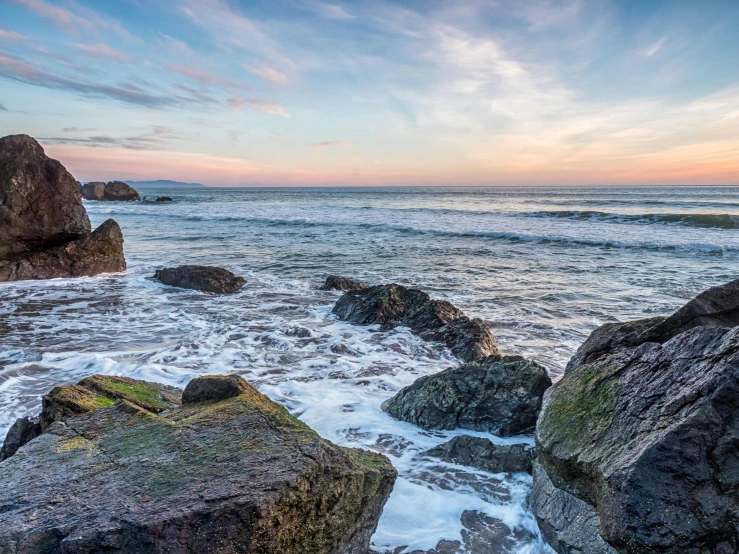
left=0, top=135, right=126, bottom=281
left=104, top=180, right=140, bottom=201
left=424, top=435, right=535, bottom=474
left=533, top=325, right=739, bottom=553
left=0, top=134, right=90, bottom=258
left=155, top=265, right=246, bottom=294
left=321, top=275, right=366, bottom=291
left=0, top=374, right=397, bottom=553
left=80, top=181, right=106, bottom=200
left=333, top=284, right=498, bottom=362
left=0, top=219, right=126, bottom=282
left=382, top=355, right=551, bottom=437
left=566, top=279, right=739, bottom=372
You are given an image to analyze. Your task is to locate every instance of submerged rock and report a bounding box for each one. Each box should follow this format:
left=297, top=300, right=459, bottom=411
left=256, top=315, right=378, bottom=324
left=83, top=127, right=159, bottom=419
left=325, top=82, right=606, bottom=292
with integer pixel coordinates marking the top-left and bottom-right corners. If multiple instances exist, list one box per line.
left=321, top=275, right=366, bottom=291
left=566, top=278, right=739, bottom=372
left=0, top=134, right=90, bottom=259
left=0, top=374, right=396, bottom=554
left=383, top=355, right=551, bottom=437
left=0, top=135, right=126, bottom=281
left=0, top=219, right=126, bottom=282
left=155, top=196, right=173, bottom=202
left=155, top=265, right=246, bottom=294
left=333, top=284, right=498, bottom=361
left=425, top=435, right=535, bottom=474
left=534, top=324, right=739, bottom=553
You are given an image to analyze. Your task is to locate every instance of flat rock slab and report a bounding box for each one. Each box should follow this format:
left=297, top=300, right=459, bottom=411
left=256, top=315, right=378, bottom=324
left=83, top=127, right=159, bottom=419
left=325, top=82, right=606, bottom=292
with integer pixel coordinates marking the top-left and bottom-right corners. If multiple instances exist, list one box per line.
left=0, top=374, right=396, bottom=554
left=155, top=265, right=246, bottom=294
left=383, top=355, right=551, bottom=437
left=332, top=284, right=498, bottom=362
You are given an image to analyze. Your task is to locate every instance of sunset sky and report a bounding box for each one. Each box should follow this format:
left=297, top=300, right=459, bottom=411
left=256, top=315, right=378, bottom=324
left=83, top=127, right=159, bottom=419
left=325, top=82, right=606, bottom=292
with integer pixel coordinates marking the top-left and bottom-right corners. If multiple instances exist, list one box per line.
left=1, top=0, right=738, bottom=186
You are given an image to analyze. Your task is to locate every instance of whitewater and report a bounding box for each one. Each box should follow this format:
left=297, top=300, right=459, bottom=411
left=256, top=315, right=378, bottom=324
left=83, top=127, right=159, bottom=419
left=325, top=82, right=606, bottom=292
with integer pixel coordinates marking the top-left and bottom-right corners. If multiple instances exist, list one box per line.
left=1, top=185, right=738, bottom=553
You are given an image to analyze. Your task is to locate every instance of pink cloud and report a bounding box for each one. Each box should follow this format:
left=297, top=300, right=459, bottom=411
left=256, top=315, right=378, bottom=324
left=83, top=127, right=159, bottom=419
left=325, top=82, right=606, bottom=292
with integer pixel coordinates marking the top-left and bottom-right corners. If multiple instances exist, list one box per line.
left=246, top=66, right=289, bottom=85
left=0, top=26, right=25, bottom=42
left=167, top=65, right=250, bottom=91
left=313, top=140, right=351, bottom=149
left=75, top=43, right=131, bottom=62
left=227, top=97, right=289, bottom=117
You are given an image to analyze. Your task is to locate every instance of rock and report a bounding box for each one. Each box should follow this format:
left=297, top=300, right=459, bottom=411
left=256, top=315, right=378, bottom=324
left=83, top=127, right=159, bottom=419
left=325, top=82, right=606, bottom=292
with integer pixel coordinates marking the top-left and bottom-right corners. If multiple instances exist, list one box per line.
left=0, top=219, right=126, bottom=282
left=182, top=374, right=251, bottom=403
left=333, top=284, right=498, bottom=362
left=0, top=374, right=396, bottom=554
left=566, top=278, right=739, bottom=372
left=155, top=196, right=173, bottom=202
left=383, top=355, right=551, bottom=437
left=80, top=181, right=106, bottom=200
left=1, top=374, right=181, bottom=461
left=155, top=265, right=246, bottom=294
left=534, top=325, right=739, bottom=553
left=424, top=435, right=535, bottom=474
left=530, top=461, right=617, bottom=554
left=0, top=417, right=40, bottom=461
left=103, top=180, right=140, bottom=201
left=321, top=275, right=366, bottom=291
left=0, top=134, right=90, bottom=258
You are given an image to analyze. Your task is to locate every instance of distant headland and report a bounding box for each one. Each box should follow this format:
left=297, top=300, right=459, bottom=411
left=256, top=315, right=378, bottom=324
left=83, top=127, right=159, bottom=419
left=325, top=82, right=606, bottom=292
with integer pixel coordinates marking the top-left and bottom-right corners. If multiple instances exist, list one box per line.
left=124, top=180, right=206, bottom=189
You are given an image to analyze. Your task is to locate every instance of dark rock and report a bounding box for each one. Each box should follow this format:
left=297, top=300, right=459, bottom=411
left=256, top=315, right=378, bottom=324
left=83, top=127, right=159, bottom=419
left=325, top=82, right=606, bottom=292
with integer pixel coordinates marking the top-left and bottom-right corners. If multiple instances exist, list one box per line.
left=333, top=284, right=498, bottom=361
left=104, top=180, right=140, bottom=201
left=566, top=278, right=739, bottom=372
left=534, top=325, right=739, bottom=553
left=0, top=374, right=396, bottom=554
left=80, top=181, right=106, bottom=201
left=0, top=134, right=90, bottom=258
left=182, top=374, right=251, bottom=404
left=383, top=355, right=551, bottom=437
left=155, top=265, right=246, bottom=294
left=0, top=417, right=40, bottom=461
left=155, top=196, right=173, bottom=202
left=424, top=435, right=535, bottom=474
left=0, top=219, right=126, bottom=282
left=321, top=275, right=366, bottom=291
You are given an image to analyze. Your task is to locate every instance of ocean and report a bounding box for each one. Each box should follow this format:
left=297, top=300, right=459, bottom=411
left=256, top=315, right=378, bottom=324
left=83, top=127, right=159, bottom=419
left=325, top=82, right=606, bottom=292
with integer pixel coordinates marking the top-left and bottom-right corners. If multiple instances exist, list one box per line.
left=1, top=186, right=738, bottom=553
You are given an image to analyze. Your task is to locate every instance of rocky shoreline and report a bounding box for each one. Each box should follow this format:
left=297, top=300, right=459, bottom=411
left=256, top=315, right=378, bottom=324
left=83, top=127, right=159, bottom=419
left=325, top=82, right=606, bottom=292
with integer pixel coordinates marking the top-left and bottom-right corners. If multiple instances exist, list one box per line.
left=1, top=133, right=738, bottom=553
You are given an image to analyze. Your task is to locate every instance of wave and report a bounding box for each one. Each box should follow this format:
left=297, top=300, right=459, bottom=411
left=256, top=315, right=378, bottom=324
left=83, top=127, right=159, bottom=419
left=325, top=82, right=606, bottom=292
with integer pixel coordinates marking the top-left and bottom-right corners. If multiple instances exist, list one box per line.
left=522, top=211, right=739, bottom=229
left=85, top=210, right=738, bottom=254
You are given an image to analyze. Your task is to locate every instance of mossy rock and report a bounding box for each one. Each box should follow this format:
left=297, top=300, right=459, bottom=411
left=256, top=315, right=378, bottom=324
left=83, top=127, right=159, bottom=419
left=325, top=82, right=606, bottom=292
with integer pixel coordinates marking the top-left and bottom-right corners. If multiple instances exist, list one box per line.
left=0, top=374, right=397, bottom=554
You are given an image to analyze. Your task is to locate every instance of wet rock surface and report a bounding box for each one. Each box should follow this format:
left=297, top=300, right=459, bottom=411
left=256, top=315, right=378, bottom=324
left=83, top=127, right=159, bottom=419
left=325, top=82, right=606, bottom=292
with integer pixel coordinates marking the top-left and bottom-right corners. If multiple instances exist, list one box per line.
left=534, top=324, right=739, bottom=553
left=321, top=275, right=366, bottom=291
left=155, top=196, right=173, bottom=202
left=566, top=278, right=739, bottom=372
left=0, top=374, right=396, bottom=554
left=0, top=219, right=126, bottom=282
left=155, top=265, right=246, bottom=294
left=333, top=284, right=498, bottom=361
left=424, top=435, right=535, bottom=474
left=0, top=134, right=90, bottom=258
left=0, top=135, right=126, bottom=282
left=383, top=355, right=551, bottom=437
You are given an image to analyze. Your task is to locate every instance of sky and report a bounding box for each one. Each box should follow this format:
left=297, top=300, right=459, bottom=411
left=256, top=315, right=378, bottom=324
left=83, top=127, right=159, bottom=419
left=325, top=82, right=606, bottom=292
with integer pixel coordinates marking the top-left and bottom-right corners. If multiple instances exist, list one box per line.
left=0, top=0, right=738, bottom=186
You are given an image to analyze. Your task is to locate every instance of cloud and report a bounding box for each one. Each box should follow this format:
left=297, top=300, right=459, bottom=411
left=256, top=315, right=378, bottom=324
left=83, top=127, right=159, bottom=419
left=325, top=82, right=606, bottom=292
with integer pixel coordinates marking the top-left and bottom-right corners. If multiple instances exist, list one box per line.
left=0, top=26, right=25, bottom=42
left=75, top=43, right=131, bottom=62
left=62, top=127, right=95, bottom=132
left=642, top=37, right=666, bottom=57
left=10, top=0, right=134, bottom=40
left=313, top=140, right=350, bottom=149
left=41, top=126, right=185, bottom=151
left=0, top=54, right=178, bottom=107
left=167, top=65, right=250, bottom=90
left=227, top=97, right=290, bottom=117
left=302, top=1, right=355, bottom=20
left=246, top=66, right=289, bottom=85
left=0, top=103, right=7, bottom=112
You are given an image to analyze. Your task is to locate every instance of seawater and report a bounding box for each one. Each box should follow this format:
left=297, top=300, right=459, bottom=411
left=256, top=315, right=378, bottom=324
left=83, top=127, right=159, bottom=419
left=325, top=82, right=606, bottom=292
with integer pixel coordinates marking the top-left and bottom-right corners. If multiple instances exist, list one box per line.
left=1, top=186, right=738, bottom=553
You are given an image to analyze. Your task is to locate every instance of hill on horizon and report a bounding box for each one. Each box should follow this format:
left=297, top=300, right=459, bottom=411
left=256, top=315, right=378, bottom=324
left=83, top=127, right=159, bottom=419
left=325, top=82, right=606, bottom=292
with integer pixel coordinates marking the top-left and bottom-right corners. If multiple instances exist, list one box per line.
left=125, top=180, right=206, bottom=188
